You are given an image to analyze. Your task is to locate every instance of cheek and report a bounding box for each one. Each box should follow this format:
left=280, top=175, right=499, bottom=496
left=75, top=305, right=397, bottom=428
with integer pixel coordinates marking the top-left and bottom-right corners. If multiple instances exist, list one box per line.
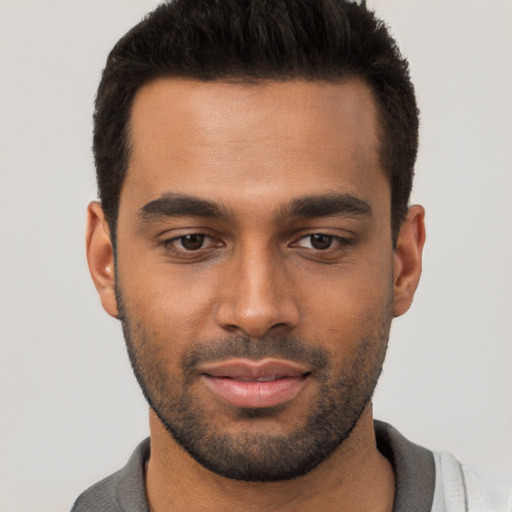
left=117, top=252, right=220, bottom=345
left=116, top=221, right=395, bottom=354
left=298, top=252, right=394, bottom=353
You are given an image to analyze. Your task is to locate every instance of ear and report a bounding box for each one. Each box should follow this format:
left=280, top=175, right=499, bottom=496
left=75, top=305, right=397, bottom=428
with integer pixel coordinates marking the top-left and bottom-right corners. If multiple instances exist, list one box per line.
left=392, top=205, right=426, bottom=317
left=86, top=201, right=119, bottom=319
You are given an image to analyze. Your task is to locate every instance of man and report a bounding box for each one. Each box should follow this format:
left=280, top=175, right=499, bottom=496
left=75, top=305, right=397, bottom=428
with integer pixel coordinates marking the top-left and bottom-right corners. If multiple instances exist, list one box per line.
left=73, top=0, right=511, bottom=510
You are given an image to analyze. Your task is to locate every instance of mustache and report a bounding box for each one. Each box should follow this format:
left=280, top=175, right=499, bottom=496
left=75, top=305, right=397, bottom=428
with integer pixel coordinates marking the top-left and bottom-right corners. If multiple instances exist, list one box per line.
left=181, top=334, right=330, bottom=374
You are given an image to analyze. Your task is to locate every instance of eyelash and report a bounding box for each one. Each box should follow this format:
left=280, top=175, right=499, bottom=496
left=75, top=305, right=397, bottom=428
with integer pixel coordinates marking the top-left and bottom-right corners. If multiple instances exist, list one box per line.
left=291, top=233, right=351, bottom=251
left=161, top=232, right=352, bottom=258
left=162, top=233, right=221, bottom=254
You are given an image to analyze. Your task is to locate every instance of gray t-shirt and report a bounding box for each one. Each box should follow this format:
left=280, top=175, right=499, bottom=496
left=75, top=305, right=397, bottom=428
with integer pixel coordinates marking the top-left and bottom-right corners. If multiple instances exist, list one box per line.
left=71, top=420, right=435, bottom=511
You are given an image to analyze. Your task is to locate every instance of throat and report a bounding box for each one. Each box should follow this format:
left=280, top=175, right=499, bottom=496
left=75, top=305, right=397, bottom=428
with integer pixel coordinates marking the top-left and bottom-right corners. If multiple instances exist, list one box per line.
left=145, top=406, right=395, bottom=512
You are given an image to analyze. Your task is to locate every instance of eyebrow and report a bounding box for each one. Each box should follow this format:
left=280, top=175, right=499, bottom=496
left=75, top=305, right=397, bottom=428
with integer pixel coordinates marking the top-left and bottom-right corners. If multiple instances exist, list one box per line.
left=275, top=193, right=372, bottom=223
left=138, top=193, right=229, bottom=223
left=138, top=191, right=372, bottom=225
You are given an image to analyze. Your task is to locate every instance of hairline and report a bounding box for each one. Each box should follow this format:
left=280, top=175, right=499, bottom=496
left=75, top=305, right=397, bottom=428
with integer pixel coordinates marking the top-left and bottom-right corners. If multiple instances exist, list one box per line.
left=108, top=73, right=398, bottom=245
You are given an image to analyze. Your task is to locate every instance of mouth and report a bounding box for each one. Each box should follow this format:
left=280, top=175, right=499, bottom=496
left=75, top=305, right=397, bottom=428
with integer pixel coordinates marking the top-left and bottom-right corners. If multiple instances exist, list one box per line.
left=199, top=358, right=312, bottom=409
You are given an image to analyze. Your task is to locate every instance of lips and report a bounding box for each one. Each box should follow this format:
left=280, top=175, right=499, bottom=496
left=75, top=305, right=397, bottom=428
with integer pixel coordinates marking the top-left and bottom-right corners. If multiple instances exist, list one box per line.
left=200, top=358, right=311, bottom=409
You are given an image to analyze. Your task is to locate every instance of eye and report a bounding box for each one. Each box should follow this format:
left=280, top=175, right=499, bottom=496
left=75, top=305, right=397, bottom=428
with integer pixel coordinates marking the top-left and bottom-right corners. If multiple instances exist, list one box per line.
left=178, top=234, right=207, bottom=250
left=295, top=234, right=340, bottom=250
left=308, top=234, right=333, bottom=250
left=163, top=233, right=222, bottom=254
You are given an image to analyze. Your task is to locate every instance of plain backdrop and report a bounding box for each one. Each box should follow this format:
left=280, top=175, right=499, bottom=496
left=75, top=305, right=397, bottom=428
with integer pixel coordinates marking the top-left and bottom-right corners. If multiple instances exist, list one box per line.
left=0, top=1, right=511, bottom=511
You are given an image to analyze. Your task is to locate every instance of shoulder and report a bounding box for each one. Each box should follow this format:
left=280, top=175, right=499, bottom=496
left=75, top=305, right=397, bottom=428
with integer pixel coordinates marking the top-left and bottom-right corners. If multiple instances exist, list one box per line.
left=431, top=451, right=512, bottom=512
left=71, top=438, right=150, bottom=512
left=71, top=470, right=124, bottom=512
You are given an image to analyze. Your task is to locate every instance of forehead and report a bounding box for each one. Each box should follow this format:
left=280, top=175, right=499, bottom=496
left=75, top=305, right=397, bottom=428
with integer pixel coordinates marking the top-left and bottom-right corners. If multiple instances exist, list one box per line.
left=123, top=78, right=387, bottom=214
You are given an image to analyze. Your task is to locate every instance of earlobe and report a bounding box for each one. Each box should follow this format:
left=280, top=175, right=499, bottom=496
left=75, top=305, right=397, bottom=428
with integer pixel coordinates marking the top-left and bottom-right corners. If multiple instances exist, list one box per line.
left=86, top=201, right=119, bottom=319
left=392, top=205, right=426, bottom=318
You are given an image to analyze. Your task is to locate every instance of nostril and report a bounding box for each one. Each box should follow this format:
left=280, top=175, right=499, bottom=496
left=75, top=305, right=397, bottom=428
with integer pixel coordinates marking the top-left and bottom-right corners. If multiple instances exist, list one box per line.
left=215, top=295, right=300, bottom=338
left=223, top=324, right=241, bottom=333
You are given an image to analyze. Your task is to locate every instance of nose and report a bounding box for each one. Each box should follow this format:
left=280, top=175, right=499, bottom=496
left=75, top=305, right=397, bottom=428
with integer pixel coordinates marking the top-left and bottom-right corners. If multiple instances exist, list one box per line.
left=214, top=245, right=300, bottom=338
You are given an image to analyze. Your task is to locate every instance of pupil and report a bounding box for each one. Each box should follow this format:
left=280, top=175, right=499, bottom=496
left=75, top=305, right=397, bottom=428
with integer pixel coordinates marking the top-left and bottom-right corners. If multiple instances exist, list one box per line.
left=311, top=234, right=332, bottom=250
left=182, top=234, right=204, bottom=250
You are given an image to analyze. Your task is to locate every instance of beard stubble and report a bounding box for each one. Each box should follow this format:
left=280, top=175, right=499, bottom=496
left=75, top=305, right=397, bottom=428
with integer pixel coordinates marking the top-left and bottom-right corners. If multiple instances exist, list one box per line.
left=116, top=284, right=391, bottom=482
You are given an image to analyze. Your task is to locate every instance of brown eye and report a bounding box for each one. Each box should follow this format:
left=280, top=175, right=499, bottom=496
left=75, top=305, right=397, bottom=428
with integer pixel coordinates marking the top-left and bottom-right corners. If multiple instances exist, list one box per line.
left=291, top=233, right=352, bottom=258
left=162, top=233, right=224, bottom=257
left=309, top=234, right=333, bottom=250
left=179, top=234, right=205, bottom=250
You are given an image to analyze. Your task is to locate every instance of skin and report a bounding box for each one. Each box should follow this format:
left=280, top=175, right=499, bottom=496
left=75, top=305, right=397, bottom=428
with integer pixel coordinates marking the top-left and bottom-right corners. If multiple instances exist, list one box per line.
left=87, top=78, right=425, bottom=511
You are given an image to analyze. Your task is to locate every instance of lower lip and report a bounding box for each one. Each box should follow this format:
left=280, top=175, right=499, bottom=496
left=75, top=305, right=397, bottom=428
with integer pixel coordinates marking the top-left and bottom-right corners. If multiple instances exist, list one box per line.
left=201, top=375, right=308, bottom=408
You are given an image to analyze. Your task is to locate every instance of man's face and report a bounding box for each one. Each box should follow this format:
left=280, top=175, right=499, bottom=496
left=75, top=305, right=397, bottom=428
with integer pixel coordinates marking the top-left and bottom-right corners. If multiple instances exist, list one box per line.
left=104, top=78, right=403, bottom=480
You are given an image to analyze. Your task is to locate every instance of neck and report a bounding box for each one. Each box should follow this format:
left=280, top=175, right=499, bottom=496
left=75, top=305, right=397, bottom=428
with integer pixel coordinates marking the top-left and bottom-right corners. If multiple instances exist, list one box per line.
left=145, top=404, right=395, bottom=512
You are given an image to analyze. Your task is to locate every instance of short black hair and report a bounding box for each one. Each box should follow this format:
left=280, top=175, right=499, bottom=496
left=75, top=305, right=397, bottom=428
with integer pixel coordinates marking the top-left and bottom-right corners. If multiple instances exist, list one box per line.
left=94, top=0, right=418, bottom=242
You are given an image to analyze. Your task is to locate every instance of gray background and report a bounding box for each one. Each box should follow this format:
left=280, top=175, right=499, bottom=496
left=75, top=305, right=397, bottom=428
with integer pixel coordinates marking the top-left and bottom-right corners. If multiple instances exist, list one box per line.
left=1, top=1, right=511, bottom=510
